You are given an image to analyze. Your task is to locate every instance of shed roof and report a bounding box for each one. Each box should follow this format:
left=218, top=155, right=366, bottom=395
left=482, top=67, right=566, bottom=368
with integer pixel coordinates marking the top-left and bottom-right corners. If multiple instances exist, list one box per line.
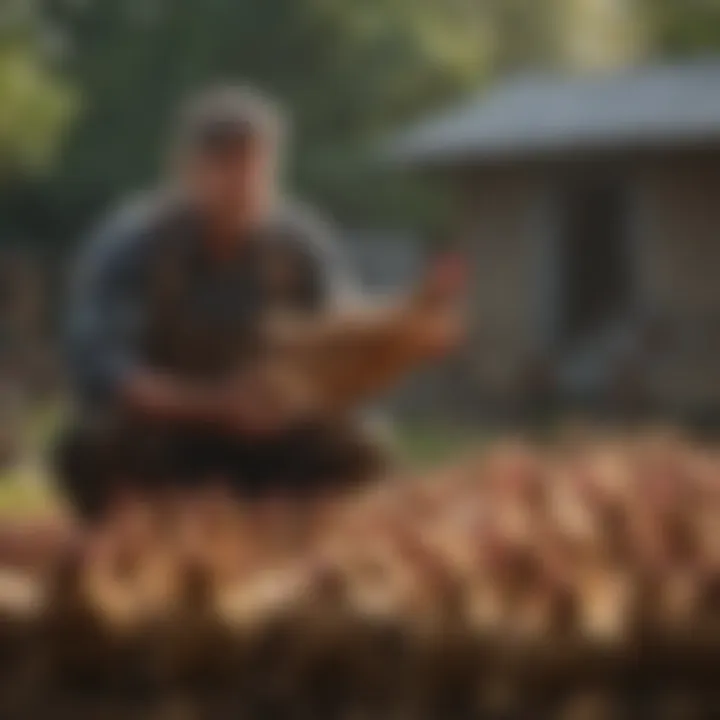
left=391, top=60, right=720, bottom=164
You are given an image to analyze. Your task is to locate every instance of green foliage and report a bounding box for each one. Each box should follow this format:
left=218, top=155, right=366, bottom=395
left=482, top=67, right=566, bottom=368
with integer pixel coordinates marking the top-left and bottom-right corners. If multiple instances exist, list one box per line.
left=646, top=0, right=720, bottom=57
left=0, top=0, right=77, bottom=175
left=45, top=0, right=494, bottom=228
left=6, top=0, right=720, bottom=245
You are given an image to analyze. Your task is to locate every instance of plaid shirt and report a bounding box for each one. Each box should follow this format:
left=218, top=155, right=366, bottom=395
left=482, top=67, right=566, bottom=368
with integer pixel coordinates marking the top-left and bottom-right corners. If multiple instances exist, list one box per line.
left=65, top=191, right=357, bottom=413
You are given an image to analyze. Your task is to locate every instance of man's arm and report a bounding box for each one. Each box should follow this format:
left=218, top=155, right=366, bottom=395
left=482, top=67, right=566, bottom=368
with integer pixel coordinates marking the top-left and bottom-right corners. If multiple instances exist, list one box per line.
left=65, top=212, right=148, bottom=414
left=287, top=204, right=364, bottom=312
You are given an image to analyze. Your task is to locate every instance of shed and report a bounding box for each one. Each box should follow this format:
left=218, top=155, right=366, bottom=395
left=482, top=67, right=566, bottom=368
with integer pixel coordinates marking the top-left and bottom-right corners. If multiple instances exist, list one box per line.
left=392, top=60, right=720, bottom=417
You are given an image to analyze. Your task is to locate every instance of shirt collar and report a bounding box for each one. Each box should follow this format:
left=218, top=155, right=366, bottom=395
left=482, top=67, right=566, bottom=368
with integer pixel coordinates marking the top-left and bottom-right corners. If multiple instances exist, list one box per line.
left=167, top=195, right=266, bottom=269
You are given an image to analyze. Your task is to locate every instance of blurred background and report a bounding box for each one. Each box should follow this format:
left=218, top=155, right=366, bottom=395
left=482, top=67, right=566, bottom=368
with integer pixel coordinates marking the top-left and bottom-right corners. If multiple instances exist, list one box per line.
left=2, top=0, right=720, bottom=496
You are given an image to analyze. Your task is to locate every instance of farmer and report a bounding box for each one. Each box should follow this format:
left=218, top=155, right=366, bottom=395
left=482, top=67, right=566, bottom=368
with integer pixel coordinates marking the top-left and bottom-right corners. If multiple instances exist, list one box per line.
left=54, top=85, right=461, bottom=522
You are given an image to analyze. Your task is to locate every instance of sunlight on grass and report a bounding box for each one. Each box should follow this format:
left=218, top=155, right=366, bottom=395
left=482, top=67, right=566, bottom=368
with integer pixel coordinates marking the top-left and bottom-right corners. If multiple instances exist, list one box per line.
left=0, top=466, right=59, bottom=517
left=395, top=424, right=484, bottom=466
left=0, top=403, right=63, bottom=517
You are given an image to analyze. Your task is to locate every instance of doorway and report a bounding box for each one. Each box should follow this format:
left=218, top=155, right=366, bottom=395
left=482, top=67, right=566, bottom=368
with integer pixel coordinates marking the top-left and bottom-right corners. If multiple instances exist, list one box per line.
left=557, top=180, right=633, bottom=348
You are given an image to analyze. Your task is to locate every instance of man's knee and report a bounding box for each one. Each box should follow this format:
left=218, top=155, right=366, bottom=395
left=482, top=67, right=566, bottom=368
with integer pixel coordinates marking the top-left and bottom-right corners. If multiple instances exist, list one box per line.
left=289, top=420, right=391, bottom=492
left=52, top=428, right=112, bottom=522
left=51, top=422, right=170, bottom=522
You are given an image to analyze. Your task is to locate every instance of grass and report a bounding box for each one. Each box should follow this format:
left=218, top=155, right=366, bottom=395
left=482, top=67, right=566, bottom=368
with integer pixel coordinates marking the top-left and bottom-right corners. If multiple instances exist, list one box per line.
left=394, top=423, right=483, bottom=466
left=0, top=403, right=63, bottom=517
left=0, top=468, right=60, bottom=517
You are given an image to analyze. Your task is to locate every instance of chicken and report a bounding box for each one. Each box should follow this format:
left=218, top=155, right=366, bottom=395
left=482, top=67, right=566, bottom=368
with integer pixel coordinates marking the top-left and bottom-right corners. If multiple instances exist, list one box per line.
left=0, top=433, right=718, bottom=717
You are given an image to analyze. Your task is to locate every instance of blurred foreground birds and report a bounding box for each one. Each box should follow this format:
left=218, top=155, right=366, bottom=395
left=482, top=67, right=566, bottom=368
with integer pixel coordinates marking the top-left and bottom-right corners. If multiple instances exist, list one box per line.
left=0, top=432, right=717, bottom=718
left=0, top=259, right=717, bottom=717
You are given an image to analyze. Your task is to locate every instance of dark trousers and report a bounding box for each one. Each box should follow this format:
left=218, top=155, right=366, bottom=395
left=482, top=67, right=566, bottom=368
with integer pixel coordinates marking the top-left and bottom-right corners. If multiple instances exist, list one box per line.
left=53, top=420, right=385, bottom=522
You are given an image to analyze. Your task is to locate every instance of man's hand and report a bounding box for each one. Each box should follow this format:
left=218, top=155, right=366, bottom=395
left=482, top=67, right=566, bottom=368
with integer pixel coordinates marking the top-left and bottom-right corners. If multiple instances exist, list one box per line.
left=123, top=370, right=298, bottom=438
left=123, top=372, right=212, bottom=424
left=212, top=370, right=299, bottom=438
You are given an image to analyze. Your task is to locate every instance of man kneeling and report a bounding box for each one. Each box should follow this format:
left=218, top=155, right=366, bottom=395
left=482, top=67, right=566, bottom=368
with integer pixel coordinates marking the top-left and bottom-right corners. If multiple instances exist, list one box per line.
left=55, top=85, right=464, bottom=522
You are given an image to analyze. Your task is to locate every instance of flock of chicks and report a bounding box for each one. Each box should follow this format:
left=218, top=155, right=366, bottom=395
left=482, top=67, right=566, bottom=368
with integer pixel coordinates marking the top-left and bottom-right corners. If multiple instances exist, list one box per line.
left=0, top=430, right=718, bottom=718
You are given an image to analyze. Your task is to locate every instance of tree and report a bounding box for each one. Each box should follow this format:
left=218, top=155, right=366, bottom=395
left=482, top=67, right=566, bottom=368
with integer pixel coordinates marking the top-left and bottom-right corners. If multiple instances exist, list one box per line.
left=0, top=0, right=76, bottom=175
left=20, top=0, right=720, bottom=240
left=45, top=0, right=494, bottom=226
left=645, top=0, right=720, bottom=58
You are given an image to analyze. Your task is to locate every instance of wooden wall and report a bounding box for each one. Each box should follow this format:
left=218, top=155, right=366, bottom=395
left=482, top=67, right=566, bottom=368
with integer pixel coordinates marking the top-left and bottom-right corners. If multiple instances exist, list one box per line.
left=452, top=152, right=720, bottom=416
left=635, top=154, right=720, bottom=410
left=456, top=169, right=543, bottom=406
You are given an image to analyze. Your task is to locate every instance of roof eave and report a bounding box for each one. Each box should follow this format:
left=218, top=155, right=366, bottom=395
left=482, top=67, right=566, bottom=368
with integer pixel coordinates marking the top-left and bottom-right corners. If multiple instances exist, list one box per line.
left=389, top=130, right=720, bottom=170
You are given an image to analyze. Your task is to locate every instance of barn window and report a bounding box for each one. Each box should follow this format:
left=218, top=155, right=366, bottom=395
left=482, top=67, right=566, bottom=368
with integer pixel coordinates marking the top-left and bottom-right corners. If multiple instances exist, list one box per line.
left=558, top=181, right=633, bottom=347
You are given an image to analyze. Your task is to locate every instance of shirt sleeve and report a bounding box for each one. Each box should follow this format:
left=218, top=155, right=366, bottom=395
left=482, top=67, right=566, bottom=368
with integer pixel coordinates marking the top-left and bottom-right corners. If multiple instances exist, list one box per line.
left=291, top=205, right=363, bottom=311
left=64, top=216, right=147, bottom=409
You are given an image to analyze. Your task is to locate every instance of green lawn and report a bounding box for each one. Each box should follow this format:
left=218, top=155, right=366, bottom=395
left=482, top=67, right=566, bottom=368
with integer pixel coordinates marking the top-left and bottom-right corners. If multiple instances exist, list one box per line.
left=395, top=423, right=483, bottom=466
left=0, top=469, right=60, bottom=517
left=0, top=404, right=63, bottom=517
